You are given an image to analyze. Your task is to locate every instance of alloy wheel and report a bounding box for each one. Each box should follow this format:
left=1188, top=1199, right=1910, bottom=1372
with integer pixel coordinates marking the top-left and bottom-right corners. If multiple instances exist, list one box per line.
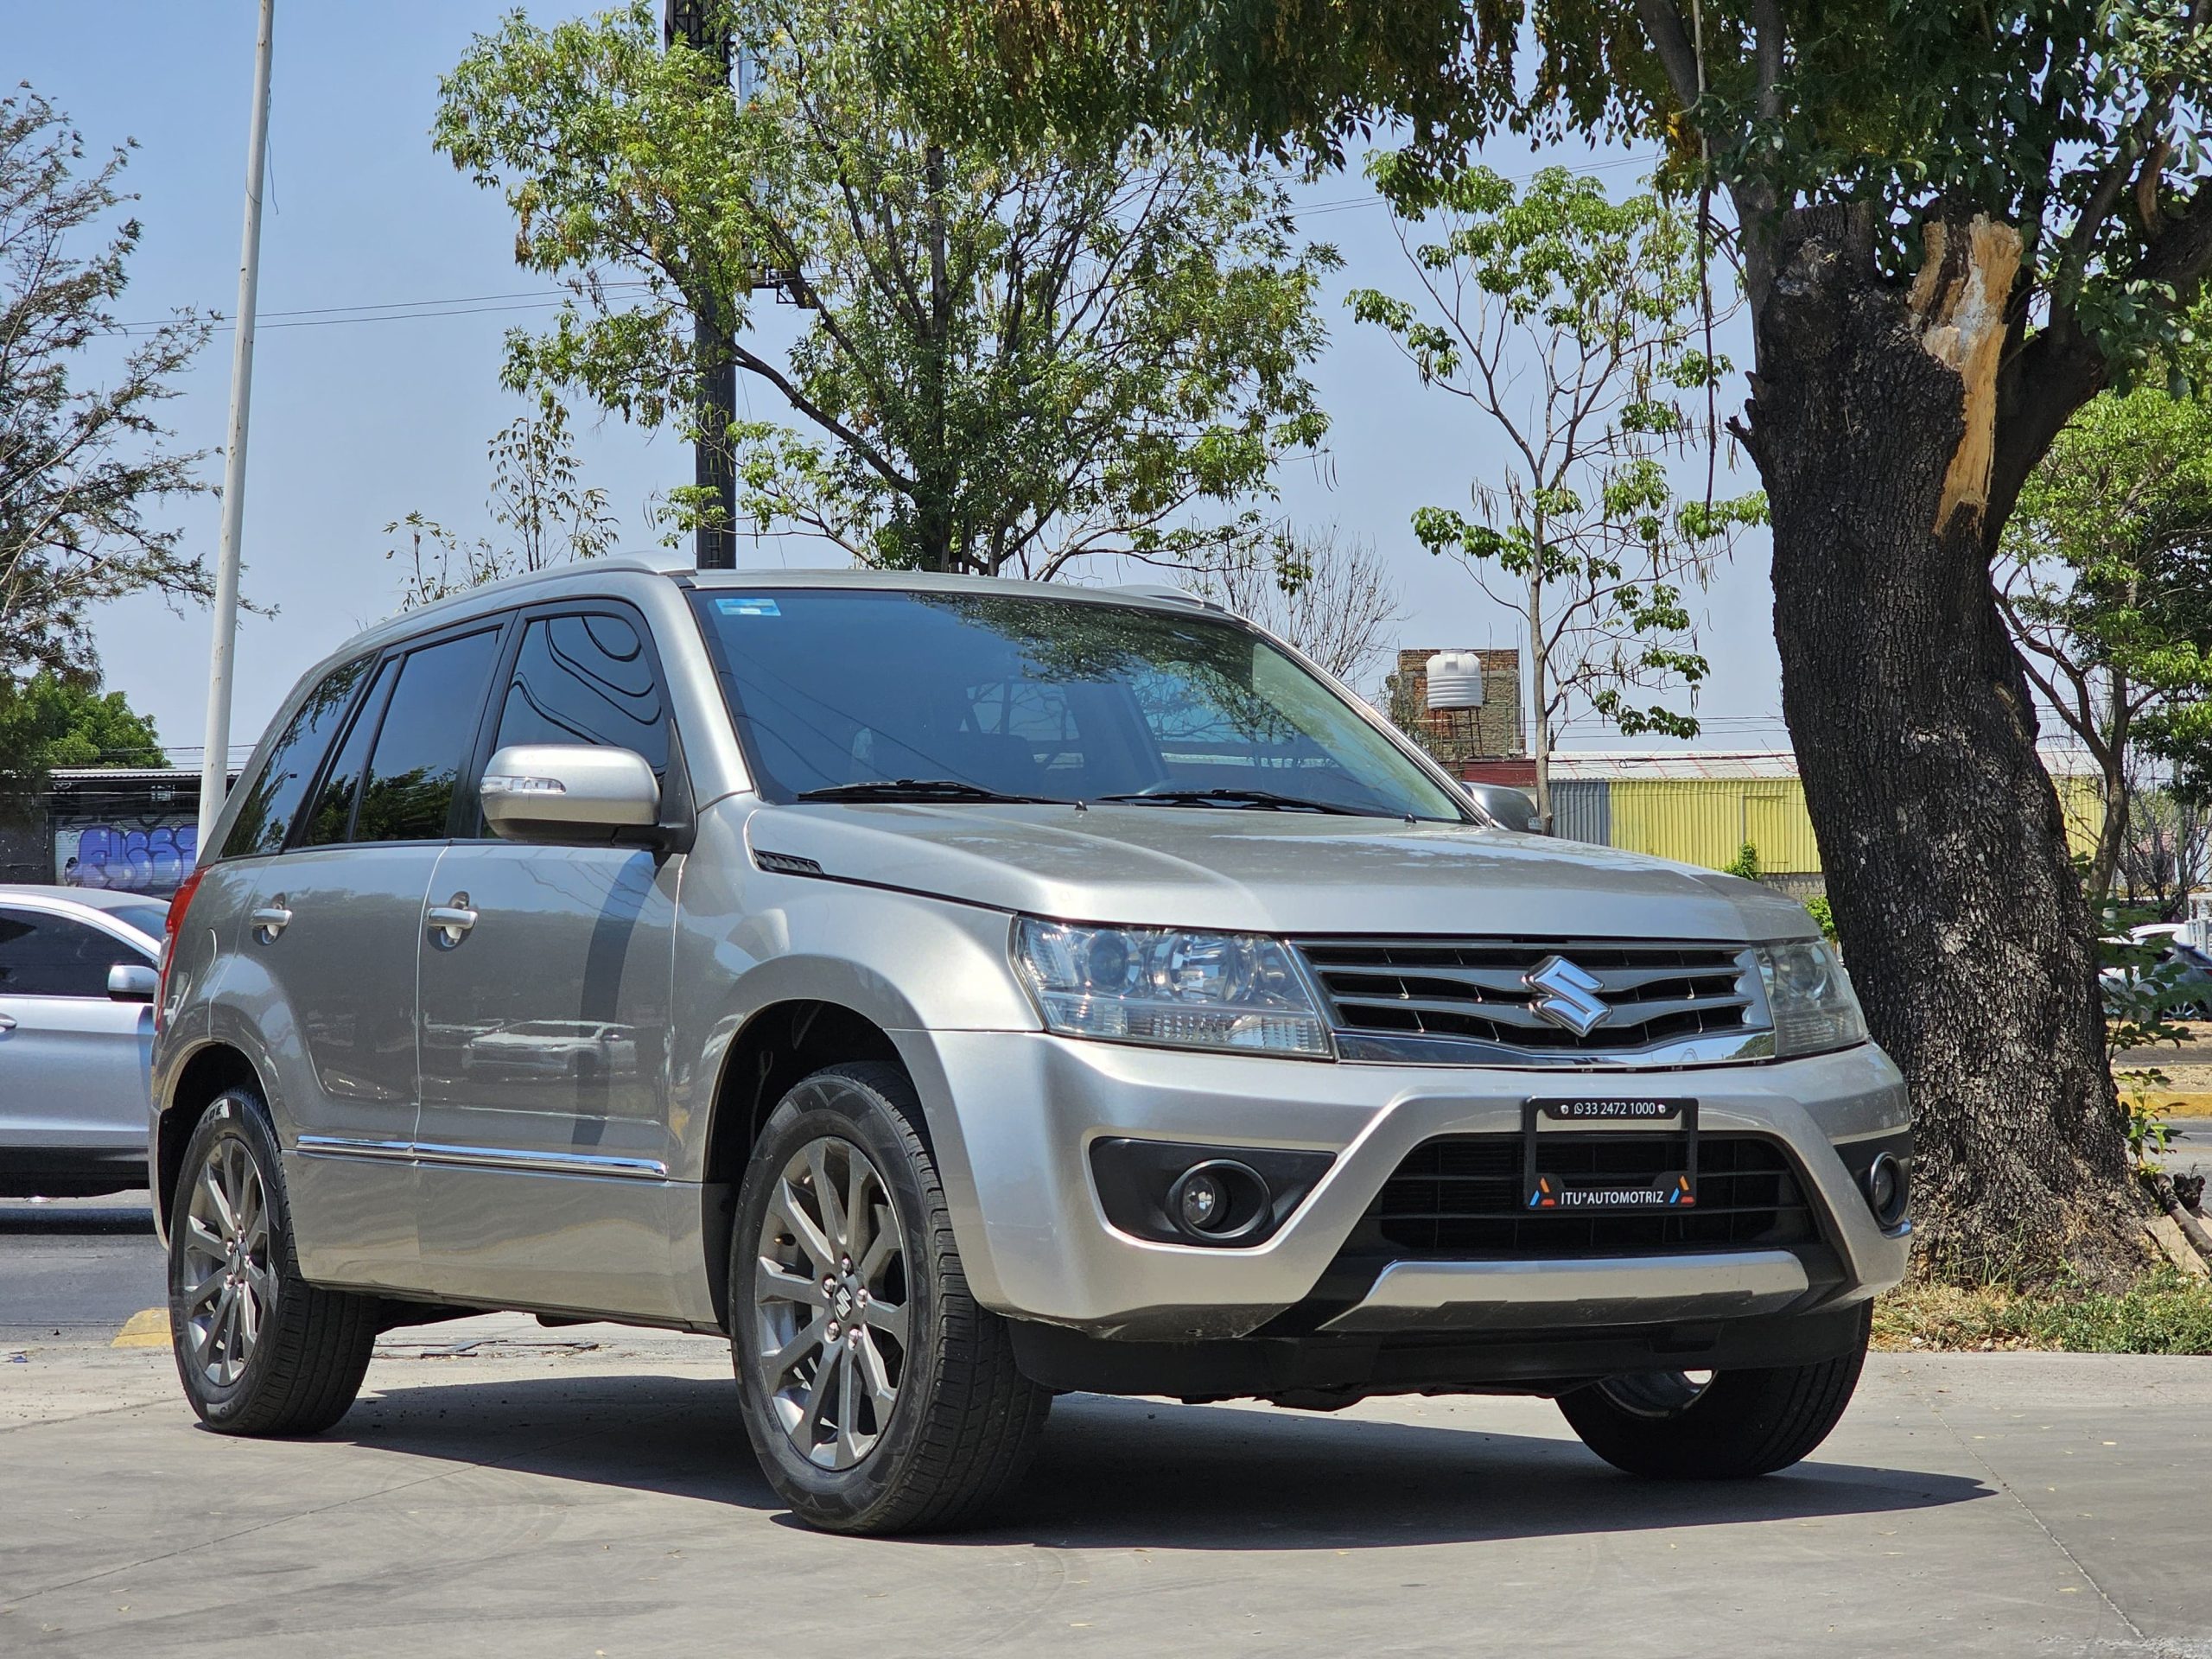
left=179, top=1136, right=273, bottom=1388
left=752, top=1135, right=910, bottom=1471
left=1595, top=1369, right=1715, bottom=1419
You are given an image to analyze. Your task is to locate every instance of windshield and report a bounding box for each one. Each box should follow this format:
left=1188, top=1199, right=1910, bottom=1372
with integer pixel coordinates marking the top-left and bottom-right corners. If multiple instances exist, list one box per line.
left=690, top=588, right=1468, bottom=822
left=106, top=902, right=169, bottom=942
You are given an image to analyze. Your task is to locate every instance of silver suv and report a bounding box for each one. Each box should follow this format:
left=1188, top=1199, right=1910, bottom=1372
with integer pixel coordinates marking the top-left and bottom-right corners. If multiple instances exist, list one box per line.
left=150, top=563, right=1911, bottom=1534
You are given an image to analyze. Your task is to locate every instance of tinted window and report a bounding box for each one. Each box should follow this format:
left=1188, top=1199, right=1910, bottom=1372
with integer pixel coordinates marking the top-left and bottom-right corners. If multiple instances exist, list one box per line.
left=493, top=613, right=668, bottom=773
left=221, top=656, right=372, bottom=856
left=0, top=911, right=147, bottom=998
left=690, top=589, right=1466, bottom=820
left=354, top=631, right=503, bottom=843
left=302, top=658, right=397, bottom=847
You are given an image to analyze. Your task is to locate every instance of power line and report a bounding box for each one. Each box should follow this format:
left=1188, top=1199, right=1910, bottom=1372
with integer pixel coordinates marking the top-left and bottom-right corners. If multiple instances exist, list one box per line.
left=115, top=282, right=653, bottom=335
left=109, top=156, right=1656, bottom=336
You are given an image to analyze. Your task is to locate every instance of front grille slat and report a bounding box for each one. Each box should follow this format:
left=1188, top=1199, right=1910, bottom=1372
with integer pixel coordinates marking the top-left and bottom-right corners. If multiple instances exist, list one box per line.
left=1368, top=1132, right=1814, bottom=1256
left=1295, top=936, right=1764, bottom=1060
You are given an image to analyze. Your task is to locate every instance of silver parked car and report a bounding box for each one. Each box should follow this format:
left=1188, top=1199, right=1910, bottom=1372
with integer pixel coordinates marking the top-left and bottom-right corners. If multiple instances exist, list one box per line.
left=150, top=563, right=1911, bottom=1533
left=1, top=885, right=163, bottom=1196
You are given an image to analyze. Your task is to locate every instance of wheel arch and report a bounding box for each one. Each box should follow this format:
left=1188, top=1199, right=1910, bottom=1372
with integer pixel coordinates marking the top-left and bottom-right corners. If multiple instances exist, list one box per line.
left=154, top=1042, right=269, bottom=1238
left=698, top=998, right=908, bottom=1331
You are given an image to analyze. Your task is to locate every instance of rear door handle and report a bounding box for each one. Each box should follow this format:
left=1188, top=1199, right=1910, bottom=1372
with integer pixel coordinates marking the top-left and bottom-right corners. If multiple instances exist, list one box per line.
left=251, top=901, right=293, bottom=942
left=0, top=1014, right=16, bottom=1033
left=426, top=894, right=479, bottom=948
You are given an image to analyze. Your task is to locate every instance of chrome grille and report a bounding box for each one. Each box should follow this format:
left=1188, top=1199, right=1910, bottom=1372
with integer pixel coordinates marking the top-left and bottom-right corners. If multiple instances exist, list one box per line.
left=1294, top=938, right=1765, bottom=1063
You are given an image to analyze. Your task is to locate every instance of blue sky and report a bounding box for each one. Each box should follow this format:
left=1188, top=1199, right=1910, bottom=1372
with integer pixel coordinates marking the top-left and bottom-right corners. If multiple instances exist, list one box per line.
left=14, top=2, right=1789, bottom=764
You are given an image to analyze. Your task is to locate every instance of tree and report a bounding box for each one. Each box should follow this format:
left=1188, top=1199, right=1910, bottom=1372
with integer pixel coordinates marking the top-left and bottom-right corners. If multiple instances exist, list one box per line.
left=385, top=398, right=618, bottom=609
left=2115, top=778, right=2210, bottom=921
left=982, top=0, right=2212, bottom=1279
left=0, top=669, right=165, bottom=778
left=1348, top=165, right=1762, bottom=831
left=1181, top=523, right=1402, bottom=688
left=433, top=0, right=1334, bottom=580
left=1999, top=363, right=2212, bottom=898
left=1, top=86, right=212, bottom=679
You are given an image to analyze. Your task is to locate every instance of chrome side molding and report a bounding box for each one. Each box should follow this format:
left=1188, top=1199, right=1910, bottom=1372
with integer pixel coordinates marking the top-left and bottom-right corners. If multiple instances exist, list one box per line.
left=294, top=1135, right=669, bottom=1181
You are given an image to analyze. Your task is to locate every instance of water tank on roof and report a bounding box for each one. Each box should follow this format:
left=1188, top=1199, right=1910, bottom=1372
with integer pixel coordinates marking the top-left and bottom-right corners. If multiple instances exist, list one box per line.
left=1425, top=651, right=1487, bottom=710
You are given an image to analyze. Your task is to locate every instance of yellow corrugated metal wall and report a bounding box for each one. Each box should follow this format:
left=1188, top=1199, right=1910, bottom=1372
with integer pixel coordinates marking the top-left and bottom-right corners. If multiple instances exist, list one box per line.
left=1602, top=773, right=2107, bottom=874
left=1607, top=780, right=1822, bottom=873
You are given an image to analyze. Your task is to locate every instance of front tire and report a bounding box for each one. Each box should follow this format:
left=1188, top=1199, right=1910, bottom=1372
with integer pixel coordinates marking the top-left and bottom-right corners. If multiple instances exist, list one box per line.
left=1556, top=1306, right=1872, bottom=1478
left=167, top=1086, right=378, bottom=1435
left=730, top=1062, right=1049, bottom=1534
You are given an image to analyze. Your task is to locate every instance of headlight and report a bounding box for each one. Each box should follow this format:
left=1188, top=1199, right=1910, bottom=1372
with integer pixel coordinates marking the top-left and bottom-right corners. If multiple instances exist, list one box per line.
left=1012, top=918, right=1333, bottom=1058
left=1755, top=939, right=1868, bottom=1057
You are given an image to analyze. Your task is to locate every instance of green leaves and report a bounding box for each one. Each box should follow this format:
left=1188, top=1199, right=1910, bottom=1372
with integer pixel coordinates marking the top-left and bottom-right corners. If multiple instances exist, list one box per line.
left=0, top=671, right=165, bottom=779
left=435, top=0, right=1334, bottom=577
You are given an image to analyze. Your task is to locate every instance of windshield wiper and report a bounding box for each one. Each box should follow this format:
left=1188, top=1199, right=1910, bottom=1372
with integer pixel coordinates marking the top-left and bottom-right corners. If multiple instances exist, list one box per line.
left=796, top=778, right=1063, bottom=805
left=1090, top=786, right=1364, bottom=816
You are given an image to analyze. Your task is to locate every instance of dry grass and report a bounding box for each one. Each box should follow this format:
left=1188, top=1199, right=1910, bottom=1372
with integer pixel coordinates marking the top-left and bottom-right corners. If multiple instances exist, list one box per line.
left=1872, top=1270, right=2212, bottom=1354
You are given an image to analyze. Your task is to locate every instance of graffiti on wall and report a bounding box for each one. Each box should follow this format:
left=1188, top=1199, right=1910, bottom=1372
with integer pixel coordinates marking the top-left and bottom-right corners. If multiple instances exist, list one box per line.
left=54, top=815, right=200, bottom=897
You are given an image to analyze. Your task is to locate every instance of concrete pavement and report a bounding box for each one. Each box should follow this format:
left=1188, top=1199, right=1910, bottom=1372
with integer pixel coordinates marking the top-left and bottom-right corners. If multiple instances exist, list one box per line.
left=3, top=1317, right=2209, bottom=1658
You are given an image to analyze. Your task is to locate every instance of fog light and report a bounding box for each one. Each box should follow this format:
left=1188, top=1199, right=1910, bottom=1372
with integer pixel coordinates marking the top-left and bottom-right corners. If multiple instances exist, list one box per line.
left=1178, top=1171, right=1225, bottom=1231
left=1166, top=1160, right=1269, bottom=1243
left=1863, top=1152, right=1910, bottom=1229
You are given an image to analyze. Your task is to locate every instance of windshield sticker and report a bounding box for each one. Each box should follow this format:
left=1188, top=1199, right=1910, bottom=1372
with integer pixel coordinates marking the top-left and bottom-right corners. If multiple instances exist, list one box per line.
left=715, top=595, right=782, bottom=616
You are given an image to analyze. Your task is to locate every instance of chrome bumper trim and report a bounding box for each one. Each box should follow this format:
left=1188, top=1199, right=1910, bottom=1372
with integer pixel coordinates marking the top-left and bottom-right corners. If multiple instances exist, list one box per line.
left=1318, top=1249, right=1811, bottom=1333
left=294, top=1135, right=670, bottom=1181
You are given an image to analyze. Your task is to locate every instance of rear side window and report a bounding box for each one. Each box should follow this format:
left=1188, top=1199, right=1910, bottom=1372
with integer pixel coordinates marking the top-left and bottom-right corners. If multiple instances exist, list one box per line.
left=221, top=656, right=372, bottom=856
left=353, top=630, right=504, bottom=843
left=491, top=613, right=668, bottom=775
left=0, top=910, right=147, bottom=998
left=302, top=658, right=397, bottom=847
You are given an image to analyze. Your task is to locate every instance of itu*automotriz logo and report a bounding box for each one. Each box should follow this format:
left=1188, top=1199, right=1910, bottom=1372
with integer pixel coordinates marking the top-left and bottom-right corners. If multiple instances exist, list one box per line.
left=1522, top=954, right=1611, bottom=1036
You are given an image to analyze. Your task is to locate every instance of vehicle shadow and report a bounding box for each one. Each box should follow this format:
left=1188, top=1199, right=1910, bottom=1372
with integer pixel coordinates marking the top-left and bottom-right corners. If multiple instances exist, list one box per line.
left=334, top=1370, right=1991, bottom=1549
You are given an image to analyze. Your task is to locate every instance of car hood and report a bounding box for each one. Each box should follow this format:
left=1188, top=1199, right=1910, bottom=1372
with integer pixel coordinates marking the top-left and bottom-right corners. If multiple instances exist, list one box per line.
left=740, top=802, right=1815, bottom=942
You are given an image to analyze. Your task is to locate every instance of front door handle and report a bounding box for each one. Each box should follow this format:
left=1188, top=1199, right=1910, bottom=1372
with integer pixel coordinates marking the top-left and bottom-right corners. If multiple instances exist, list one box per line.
left=251, top=900, right=292, bottom=943
left=426, top=893, right=479, bottom=949
left=0, top=1014, right=16, bottom=1033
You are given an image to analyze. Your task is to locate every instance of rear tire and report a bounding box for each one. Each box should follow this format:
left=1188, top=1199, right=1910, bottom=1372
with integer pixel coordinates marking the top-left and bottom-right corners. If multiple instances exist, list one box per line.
left=730, top=1061, right=1049, bottom=1534
left=1556, top=1305, right=1872, bottom=1478
left=167, top=1086, right=378, bottom=1435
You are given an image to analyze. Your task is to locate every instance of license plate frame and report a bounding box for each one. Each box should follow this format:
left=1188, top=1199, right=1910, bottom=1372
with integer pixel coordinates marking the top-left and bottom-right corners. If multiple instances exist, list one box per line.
left=1521, top=1096, right=1700, bottom=1211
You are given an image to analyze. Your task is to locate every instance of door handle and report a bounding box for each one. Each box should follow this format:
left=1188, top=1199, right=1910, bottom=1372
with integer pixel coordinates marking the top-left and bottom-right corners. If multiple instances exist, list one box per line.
left=0, top=1014, right=16, bottom=1033
left=426, top=894, right=479, bottom=948
left=251, top=900, right=293, bottom=943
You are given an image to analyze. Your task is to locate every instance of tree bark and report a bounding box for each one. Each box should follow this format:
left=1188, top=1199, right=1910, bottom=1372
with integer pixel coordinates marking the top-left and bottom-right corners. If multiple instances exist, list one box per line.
left=1739, top=206, right=2150, bottom=1284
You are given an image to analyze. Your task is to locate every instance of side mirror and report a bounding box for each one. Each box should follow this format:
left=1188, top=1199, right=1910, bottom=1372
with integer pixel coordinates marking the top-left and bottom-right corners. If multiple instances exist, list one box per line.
left=1465, top=781, right=1541, bottom=834
left=481, top=744, right=661, bottom=844
left=107, top=961, right=158, bottom=1002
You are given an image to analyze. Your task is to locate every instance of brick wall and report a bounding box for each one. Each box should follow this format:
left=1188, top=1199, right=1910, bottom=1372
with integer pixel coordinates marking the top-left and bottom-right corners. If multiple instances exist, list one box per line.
left=1390, top=648, right=1522, bottom=766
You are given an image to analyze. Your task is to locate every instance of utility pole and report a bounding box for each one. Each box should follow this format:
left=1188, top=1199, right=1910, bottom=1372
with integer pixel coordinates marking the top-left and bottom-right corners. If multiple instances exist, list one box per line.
left=197, top=0, right=276, bottom=849
left=664, top=0, right=738, bottom=570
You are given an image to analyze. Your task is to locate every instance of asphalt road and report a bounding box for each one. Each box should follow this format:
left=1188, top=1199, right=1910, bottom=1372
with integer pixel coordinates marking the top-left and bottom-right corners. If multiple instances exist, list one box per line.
left=0, top=1195, right=163, bottom=1342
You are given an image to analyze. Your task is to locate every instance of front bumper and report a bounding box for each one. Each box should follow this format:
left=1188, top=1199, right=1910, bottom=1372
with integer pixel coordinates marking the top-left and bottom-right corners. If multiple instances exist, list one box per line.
left=899, top=1030, right=1912, bottom=1341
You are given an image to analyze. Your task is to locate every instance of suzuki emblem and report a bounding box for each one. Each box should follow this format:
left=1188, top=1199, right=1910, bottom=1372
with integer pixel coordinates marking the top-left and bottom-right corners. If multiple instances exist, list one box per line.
left=1524, top=955, right=1611, bottom=1036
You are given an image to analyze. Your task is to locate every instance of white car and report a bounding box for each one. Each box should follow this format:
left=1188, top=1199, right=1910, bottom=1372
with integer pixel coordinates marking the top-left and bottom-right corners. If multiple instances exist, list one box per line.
left=0, top=885, right=162, bottom=1197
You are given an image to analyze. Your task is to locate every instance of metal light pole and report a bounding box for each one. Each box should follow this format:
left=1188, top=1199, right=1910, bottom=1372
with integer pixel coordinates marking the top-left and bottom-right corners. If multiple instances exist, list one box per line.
left=197, top=0, right=276, bottom=849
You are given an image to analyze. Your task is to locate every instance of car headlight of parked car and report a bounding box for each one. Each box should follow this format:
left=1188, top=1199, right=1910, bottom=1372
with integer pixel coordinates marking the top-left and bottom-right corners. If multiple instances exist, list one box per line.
left=1755, top=939, right=1868, bottom=1057
left=1013, top=918, right=1334, bottom=1058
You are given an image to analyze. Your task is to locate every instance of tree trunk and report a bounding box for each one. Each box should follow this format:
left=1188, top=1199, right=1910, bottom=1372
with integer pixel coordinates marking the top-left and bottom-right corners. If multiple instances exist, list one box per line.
left=1741, top=206, right=2150, bottom=1285
left=1529, top=560, right=1552, bottom=834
